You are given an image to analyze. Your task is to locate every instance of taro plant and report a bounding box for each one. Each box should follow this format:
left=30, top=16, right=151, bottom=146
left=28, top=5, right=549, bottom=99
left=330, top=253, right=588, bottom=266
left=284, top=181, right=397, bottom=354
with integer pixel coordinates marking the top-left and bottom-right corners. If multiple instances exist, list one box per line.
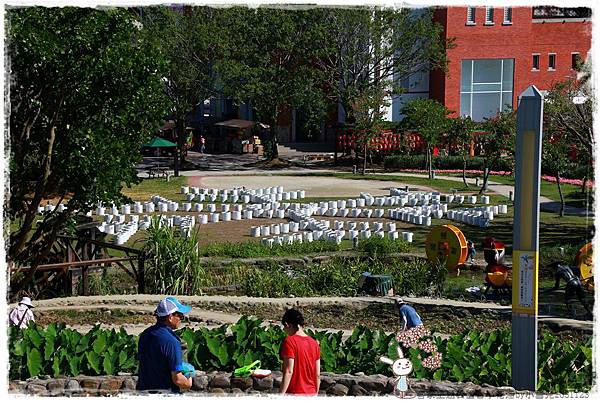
left=9, top=323, right=138, bottom=380
left=9, top=318, right=593, bottom=393
left=143, top=217, right=204, bottom=294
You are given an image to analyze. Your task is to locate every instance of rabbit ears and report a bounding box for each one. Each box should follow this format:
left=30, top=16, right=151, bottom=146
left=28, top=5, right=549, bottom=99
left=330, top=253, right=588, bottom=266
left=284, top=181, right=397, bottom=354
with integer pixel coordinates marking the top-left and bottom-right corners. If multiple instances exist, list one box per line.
left=380, top=347, right=405, bottom=365
left=379, top=356, right=394, bottom=365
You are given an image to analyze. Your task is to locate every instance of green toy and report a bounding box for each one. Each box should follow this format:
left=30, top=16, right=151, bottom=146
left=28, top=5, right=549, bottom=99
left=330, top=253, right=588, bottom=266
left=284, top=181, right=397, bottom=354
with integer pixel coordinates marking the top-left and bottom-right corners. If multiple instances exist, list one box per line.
left=233, top=360, right=261, bottom=377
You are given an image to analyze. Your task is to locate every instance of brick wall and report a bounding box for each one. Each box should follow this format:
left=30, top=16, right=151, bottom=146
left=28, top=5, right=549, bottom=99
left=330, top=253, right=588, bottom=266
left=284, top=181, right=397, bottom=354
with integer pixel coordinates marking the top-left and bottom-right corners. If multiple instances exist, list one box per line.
left=432, top=6, right=591, bottom=117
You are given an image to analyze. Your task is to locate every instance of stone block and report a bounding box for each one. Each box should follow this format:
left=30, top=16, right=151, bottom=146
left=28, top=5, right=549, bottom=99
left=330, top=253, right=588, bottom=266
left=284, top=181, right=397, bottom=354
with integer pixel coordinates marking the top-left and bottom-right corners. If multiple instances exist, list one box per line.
left=271, top=371, right=283, bottom=388
left=192, top=375, right=209, bottom=391
left=230, top=387, right=244, bottom=394
left=121, top=377, right=136, bottom=391
left=350, top=384, right=368, bottom=396
left=319, top=375, right=335, bottom=391
left=26, top=383, right=47, bottom=395
left=47, top=379, right=67, bottom=394
left=327, top=383, right=349, bottom=396
left=209, top=374, right=231, bottom=389
left=100, top=377, right=123, bottom=392
left=80, top=377, right=102, bottom=390
left=334, top=373, right=357, bottom=388
left=230, top=376, right=253, bottom=390
left=252, top=375, right=273, bottom=391
left=358, top=374, right=387, bottom=392
left=8, top=381, right=26, bottom=393
left=65, top=379, right=81, bottom=393
left=209, top=387, right=226, bottom=394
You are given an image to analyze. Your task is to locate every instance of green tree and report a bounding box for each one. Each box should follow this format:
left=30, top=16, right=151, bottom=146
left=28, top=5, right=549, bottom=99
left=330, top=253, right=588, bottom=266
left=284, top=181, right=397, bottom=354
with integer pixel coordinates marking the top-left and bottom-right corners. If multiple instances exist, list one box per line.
left=400, top=98, right=451, bottom=179
left=447, top=115, right=477, bottom=188
left=543, top=63, right=594, bottom=194
left=542, top=132, right=571, bottom=217
left=215, top=6, right=329, bottom=160
left=140, top=6, right=219, bottom=176
left=316, top=7, right=451, bottom=169
left=7, top=7, right=169, bottom=298
left=479, top=109, right=517, bottom=194
left=351, top=86, right=390, bottom=174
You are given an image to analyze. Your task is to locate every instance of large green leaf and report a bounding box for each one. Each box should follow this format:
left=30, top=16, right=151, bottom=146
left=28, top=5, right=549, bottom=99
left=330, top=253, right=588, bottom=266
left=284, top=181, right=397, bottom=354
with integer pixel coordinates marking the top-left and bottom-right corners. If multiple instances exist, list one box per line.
left=68, top=355, right=81, bottom=377
left=27, top=329, right=44, bottom=348
left=26, top=347, right=42, bottom=377
left=92, top=332, right=107, bottom=354
left=103, top=354, right=115, bottom=375
left=86, top=351, right=101, bottom=374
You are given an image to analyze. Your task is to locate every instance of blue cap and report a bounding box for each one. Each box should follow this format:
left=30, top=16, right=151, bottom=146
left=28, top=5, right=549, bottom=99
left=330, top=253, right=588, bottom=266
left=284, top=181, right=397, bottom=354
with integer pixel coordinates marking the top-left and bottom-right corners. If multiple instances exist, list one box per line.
left=155, top=297, right=192, bottom=317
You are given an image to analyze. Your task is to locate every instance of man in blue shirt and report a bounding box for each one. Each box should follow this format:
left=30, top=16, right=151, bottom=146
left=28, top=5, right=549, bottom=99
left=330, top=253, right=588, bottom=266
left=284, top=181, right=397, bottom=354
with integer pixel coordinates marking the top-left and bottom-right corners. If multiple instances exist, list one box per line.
left=137, top=297, right=194, bottom=393
left=395, top=298, right=423, bottom=331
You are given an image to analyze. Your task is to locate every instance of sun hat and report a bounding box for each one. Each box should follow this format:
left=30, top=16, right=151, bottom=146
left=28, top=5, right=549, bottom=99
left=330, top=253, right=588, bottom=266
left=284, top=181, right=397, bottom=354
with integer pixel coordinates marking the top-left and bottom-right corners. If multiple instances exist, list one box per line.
left=395, top=297, right=405, bottom=307
left=19, top=297, right=34, bottom=308
left=155, top=297, right=191, bottom=317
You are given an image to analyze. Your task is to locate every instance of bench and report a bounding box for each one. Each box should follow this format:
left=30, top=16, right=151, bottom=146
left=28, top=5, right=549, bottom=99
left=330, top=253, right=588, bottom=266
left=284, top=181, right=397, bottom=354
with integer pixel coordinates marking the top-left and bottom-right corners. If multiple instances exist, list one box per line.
left=147, top=166, right=173, bottom=179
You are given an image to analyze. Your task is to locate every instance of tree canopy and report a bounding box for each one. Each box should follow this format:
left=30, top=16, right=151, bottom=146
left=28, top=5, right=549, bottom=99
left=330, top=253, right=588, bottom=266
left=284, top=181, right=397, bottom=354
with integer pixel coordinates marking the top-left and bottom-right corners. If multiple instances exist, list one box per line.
left=7, top=7, right=169, bottom=296
left=140, top=6, right=220, bottom=174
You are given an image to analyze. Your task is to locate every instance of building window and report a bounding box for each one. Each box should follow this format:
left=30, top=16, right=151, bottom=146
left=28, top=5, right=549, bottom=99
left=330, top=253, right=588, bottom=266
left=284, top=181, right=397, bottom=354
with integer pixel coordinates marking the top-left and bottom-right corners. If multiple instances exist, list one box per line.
left=503, top=7, right=512, bottom=24
left=532, top=54, right=540, bottom=70
left=548, top=53, right=556, bottom=70
left=571, top=53, right=581, bottom=69
left=467, top=7, right=476, bottom=25
left=485, top=7, right=494, bottom=24
left=460, top=59, right=514, bottom=121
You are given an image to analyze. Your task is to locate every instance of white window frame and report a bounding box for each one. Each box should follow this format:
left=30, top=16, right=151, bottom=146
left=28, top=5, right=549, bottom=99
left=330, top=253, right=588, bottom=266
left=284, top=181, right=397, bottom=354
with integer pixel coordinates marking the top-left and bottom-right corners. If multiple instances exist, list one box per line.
left=467, top=7, right=476, bottom=25
left=503, top=7, right=512, bottom=24
left=548, top=53, right=556, bottom=71
left=485, top=7, right=494, bottom=25
left=460, top=59, right=514, bottom=120
left=532, top=53, right=540, bottom=71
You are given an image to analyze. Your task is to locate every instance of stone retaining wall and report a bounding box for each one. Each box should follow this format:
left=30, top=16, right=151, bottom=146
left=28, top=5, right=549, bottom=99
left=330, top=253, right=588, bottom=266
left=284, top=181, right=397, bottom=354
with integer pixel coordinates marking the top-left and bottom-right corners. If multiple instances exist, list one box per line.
left=9, top=372, right=536, bottom=397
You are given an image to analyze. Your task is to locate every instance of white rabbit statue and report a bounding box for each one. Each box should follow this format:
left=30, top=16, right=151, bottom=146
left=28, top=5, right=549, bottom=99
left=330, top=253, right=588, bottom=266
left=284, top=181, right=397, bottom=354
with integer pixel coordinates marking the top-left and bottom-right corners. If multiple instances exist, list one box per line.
left=380, top=346, right=413, bottom=398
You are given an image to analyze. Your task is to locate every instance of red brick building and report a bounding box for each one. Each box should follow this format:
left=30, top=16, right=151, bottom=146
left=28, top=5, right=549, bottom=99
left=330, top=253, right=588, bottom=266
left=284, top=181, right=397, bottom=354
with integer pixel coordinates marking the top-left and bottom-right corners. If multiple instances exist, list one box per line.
left=394, top=6, right=592, bottom=122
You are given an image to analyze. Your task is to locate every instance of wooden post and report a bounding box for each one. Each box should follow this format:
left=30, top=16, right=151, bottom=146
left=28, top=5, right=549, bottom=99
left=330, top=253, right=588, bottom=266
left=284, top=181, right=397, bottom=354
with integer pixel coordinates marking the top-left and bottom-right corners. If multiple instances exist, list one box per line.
left=138, top=256, right=145, bottom=294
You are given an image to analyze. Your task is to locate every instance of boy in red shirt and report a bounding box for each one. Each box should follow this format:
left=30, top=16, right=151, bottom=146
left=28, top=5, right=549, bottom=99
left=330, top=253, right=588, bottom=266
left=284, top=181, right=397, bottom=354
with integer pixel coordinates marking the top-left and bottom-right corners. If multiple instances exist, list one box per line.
left=279, top=309, right=321, bottom=395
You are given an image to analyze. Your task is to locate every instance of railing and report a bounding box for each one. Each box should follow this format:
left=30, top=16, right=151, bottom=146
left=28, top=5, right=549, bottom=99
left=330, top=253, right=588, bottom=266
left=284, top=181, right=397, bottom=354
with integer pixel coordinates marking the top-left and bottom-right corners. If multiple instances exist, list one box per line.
left=10, top=234, right=145, bottom=298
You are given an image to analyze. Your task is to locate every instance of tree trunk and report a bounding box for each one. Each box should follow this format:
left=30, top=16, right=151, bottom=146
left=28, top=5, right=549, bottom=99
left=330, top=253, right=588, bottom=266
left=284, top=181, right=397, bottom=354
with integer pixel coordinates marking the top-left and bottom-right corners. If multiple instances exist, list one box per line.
left=462, top=157, right=469, bottom=188
left=362, top=141, right=367, bottom=175
left=174, top=119, right=185, bottom=177
left=269, top=126, right=279, bottom=160
left=581, top=175, right=588, bottom=194
left=478, top=159, right=489, bottom=195
left=556, top=171, right=565, bottom=217
left=427, top=147, right=433, bottom=179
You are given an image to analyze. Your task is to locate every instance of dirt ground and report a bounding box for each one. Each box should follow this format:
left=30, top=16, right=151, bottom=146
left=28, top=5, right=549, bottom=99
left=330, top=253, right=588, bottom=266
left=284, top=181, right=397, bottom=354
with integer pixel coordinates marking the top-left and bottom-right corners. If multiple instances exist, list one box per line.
left=188, top=175, right=437, bottom=198
left=29, top=295, right=591, bottom=343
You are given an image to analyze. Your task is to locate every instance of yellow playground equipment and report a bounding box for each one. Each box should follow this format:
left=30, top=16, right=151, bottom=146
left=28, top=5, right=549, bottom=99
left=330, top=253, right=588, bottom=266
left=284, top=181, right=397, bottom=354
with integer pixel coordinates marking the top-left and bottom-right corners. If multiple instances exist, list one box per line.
left=575, top=242, right=593, bottom=290
left=425, top=225, right=468, bottom=269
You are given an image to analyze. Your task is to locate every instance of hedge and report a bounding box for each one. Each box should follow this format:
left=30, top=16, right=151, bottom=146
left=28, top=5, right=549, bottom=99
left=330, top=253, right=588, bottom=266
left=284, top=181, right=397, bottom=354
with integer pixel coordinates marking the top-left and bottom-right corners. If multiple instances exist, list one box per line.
left=383, top=155, right=513, bottom=173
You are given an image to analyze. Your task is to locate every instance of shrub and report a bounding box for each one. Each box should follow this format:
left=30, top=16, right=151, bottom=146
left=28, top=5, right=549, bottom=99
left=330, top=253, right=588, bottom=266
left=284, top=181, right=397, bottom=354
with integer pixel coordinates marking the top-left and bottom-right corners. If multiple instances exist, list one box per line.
left=358, top=237, right=411, bottom=258
left=143, top=217, right=204, bottom=295
left=201, top=240, right=340, bottom=258
left=383, top=155, right=513, bottom=172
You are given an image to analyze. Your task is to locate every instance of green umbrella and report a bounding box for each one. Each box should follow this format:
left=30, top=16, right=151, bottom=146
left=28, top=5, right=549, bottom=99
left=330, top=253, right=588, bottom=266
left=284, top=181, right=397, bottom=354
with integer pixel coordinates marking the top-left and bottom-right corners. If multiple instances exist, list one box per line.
left=143, top=136, right=177, bottom=147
